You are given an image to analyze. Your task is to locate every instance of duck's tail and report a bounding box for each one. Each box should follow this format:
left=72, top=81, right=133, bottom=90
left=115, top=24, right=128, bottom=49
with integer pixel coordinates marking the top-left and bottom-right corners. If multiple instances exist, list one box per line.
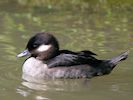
left=109, top=51, right=129, bottom=67
left=97, top=51, right=129, bottom=76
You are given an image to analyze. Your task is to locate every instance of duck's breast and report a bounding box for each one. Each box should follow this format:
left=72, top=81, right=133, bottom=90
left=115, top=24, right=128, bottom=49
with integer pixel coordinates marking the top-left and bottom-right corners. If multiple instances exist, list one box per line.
left=22, top=57, right=48, bottom=78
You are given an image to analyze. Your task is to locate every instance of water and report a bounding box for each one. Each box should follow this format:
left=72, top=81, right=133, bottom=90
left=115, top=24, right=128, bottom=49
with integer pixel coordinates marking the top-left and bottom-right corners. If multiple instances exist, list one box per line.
left=0, top=0, right=133, bottom=100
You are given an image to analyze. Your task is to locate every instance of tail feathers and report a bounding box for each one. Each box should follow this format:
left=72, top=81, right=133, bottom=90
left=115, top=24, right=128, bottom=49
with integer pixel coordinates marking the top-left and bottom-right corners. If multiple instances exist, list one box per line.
left=97, top=51, right=128, bottom=76
left=109, top=51, right=129, bottom=66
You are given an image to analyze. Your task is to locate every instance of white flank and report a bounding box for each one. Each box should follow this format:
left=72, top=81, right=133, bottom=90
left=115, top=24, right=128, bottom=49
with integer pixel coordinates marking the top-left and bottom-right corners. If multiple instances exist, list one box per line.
left=37, top=44, right=51, bottom=52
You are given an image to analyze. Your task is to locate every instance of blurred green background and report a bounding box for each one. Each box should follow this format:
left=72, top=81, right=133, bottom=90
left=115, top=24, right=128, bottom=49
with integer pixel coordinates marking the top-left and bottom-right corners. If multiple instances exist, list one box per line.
left=0, top=0, right=132, bottom=100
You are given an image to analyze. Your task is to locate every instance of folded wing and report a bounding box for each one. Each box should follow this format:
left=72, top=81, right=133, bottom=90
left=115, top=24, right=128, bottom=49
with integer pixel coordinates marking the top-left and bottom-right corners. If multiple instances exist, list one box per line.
left=46, top=50, right=99, bottom=68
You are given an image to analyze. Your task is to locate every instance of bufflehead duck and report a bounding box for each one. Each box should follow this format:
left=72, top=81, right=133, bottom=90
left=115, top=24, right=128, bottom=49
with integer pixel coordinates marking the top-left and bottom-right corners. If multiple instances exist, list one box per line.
left=17, top=32, right=128, bottom=79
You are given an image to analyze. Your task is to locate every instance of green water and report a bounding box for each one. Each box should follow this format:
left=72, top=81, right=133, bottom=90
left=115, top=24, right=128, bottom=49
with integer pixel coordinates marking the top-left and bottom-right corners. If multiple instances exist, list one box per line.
left=0, top=0, right=133, bottom=100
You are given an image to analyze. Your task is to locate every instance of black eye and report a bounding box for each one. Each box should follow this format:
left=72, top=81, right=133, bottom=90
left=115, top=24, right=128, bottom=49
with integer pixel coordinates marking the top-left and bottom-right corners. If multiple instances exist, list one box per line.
left=33, top=43, right=39, bottom=48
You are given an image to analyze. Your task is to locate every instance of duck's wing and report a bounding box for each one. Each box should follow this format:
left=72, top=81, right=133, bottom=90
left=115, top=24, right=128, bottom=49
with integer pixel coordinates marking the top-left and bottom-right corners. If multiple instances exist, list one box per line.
left=78, top=50, right=97, bottom=56
left=59, top=50, right=97, bottom=56
left=46, top=53, right=98, bottom=68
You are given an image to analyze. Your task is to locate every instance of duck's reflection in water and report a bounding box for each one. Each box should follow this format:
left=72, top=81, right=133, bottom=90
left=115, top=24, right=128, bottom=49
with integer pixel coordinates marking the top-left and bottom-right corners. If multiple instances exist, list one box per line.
left=21, top=73, right=91, bottom=91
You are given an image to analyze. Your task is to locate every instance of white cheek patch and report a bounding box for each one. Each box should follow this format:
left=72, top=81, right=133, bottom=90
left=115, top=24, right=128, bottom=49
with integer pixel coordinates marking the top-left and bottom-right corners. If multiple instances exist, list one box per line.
left=37, top=44, right=51, bottom=52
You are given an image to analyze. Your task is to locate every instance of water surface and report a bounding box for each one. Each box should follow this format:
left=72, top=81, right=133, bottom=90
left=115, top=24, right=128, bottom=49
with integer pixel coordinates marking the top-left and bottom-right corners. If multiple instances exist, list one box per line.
left=0, top=0, right=133, bottom=100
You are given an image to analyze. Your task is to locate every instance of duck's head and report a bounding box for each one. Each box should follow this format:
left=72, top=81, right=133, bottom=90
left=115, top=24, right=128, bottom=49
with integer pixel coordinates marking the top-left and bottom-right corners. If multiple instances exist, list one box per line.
left=17, top=32, right=59, bottom=60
